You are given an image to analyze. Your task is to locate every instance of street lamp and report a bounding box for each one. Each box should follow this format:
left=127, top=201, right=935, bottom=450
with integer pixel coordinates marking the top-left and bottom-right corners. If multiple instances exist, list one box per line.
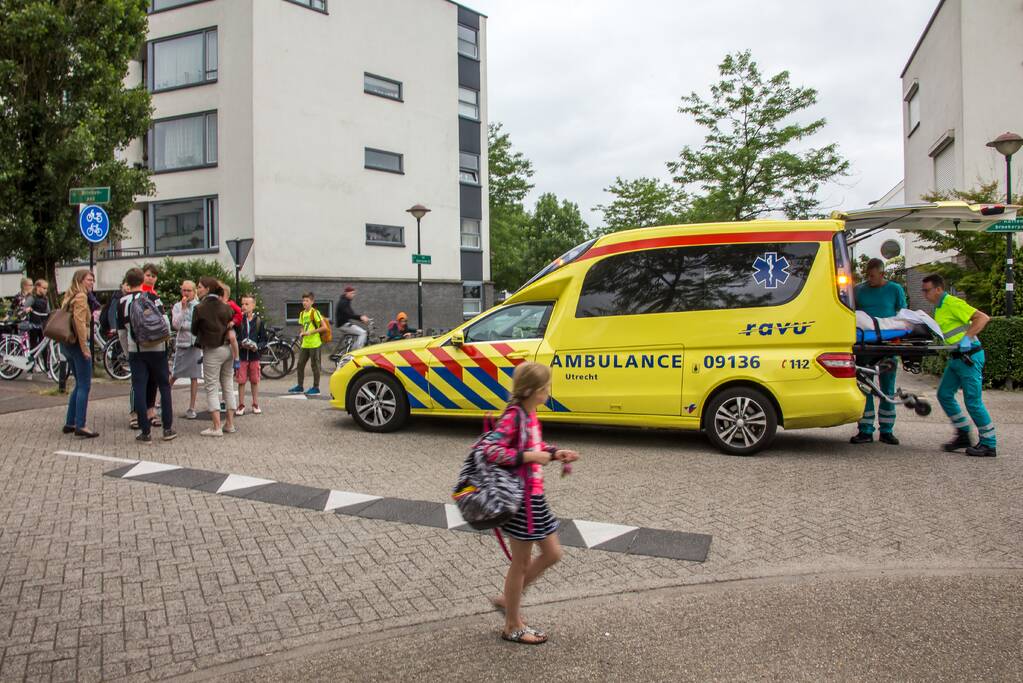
left=405, top=204, right=430, bottom=331
left=986, top=131, right=1023, bottom=317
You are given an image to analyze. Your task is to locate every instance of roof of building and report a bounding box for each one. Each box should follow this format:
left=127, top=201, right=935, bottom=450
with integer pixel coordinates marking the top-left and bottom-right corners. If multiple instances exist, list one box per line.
left=901, top=0, right=947, bottom=78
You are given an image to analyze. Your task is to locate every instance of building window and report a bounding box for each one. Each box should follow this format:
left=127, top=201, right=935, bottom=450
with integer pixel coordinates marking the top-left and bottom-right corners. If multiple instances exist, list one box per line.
left=364, top=73, right=402, bottom=101
left=152, top=112, right=217, bottom=172
left=460, top=218, right=481, bottom=249
left=149, top=0, right=210, bottom=12
left=933, top=141, right=955, bottom=192
left=151, top=28, right=217, bottom=92
left=458, top=24, right=479, bottom=59
left=0, top=256, right=23, bottom=273
left=148, top=196, right=218, bottom=254
left=462, top=282, right=483, bottom=319
left=285, top=301, right=332, bottom=323
left=284, top=0, right=327, bottom=12
left=366, top=224, right=404, bottom=246
left=576, top=242, right=820, bottom=318
left=459, top=152, right=480, bottom=184
left=906, top=83, right=920, bottom=135
left=365, top=148, right=403, bottom=174
left=458, top=87, right=479, bottom=120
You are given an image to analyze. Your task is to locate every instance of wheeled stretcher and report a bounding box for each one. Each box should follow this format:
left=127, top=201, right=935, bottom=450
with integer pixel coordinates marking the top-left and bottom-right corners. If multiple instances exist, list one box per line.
left=853, top=321, right=952, bottom=417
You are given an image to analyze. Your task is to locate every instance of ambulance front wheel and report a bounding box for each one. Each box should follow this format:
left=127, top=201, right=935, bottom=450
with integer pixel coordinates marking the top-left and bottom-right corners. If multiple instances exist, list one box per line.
left=704, top=387, right=778, bottom=456
left=349, top=372, right=409, bottom=432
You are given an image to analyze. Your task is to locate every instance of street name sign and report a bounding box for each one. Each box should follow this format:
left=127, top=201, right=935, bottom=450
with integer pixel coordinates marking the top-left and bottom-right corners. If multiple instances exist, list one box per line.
left=79, top=205, right=110, bottom=243
left=987, top=219, right=1023, bottom=232
left=69, top=187, right=111, bottom=204
left=412, top=254, right=432, bottom=265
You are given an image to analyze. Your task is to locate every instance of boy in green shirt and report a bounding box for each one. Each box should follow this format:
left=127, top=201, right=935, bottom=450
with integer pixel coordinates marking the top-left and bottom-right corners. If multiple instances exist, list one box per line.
left=288, top=292, right=329, bottom=396
left=921, top=274, right=996, bottom=457
left=851, top=258, right=908, bottom=445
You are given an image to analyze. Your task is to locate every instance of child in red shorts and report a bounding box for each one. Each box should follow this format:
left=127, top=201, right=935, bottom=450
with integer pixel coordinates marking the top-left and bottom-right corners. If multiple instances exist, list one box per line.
left=236, top=294, right=266, bottom=415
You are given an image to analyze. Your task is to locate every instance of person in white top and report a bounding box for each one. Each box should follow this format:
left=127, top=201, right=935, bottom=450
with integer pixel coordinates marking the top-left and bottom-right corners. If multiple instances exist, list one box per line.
left=170, top=280, right=202, bottom=419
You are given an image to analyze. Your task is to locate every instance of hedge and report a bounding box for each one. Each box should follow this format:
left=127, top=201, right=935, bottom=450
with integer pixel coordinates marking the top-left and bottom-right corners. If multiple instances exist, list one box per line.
left=919, top=316, right=1023, bottom=388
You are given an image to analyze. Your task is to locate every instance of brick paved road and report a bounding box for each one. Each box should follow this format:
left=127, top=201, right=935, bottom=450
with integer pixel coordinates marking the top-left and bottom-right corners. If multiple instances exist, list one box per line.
left=0, top=374, right=1020, bottom=680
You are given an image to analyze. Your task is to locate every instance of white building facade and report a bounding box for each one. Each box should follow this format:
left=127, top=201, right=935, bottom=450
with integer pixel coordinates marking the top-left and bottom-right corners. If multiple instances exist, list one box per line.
left=900, top=0, right=1023, bottom=294
left=3, top=0, right=490, bottom=331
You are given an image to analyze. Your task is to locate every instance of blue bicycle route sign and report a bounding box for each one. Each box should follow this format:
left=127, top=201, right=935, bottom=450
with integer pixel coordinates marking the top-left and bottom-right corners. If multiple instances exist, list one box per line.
left=79, top=204, right=110, bottom=244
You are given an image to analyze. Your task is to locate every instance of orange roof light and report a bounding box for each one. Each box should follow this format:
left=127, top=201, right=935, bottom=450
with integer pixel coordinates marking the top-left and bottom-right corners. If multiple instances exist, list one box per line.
left=837, top=274, right=850, bottom=286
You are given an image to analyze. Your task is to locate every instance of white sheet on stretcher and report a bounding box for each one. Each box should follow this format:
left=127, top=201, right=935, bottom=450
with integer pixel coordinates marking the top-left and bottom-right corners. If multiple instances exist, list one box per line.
left=855, top=309, right=944, bottom=338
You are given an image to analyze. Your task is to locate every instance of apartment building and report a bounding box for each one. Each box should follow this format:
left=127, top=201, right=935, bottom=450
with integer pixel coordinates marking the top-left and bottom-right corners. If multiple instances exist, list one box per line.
left=2, top=0, right=489, bottom=331
left=900, top=0, right=1023, bottom=302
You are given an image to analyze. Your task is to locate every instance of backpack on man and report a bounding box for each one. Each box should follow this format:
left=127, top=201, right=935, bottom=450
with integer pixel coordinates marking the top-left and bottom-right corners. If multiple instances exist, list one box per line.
left=129, top=294, right=170, bottom=345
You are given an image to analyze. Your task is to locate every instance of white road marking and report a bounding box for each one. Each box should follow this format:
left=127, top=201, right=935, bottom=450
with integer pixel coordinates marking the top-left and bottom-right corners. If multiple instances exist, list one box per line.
left=323, top=490, right=381, bottom=511
left=216, top=474, right=275, bottom=494
left=444, top=504, right=466, bottom=529
left=572, top=519, right=638, bottom=548
left=122, top=461, right=182, bottom=478
left=55, top=450, right=137, bottom=465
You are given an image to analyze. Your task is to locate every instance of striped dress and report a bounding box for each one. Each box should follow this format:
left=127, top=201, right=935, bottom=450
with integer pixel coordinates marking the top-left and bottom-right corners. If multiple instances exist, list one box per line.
left=481, top=406, right=560, bottom=541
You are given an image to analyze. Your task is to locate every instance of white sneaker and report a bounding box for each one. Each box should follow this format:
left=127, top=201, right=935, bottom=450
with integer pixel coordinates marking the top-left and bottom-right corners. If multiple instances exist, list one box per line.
left=236, top=405, right=246, bottom=416
left=224, top=425, right=237, bottom=434
left=200, top=427, right=223, bottom=437
left=252, top=406, right=262, bottom=415
left=184, top=409, right=197, bottom=419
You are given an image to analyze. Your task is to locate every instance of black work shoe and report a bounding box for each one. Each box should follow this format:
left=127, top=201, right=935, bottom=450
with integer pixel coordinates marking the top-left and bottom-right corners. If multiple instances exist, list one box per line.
left=849, top=432, right=873, bottom=444
left=879, top=433, right=900, bottom=445
left=162, top=429, right=178, bottom=442
left=942, top=431, right=972, bottom=452
left=964, top=444, right=996, bottom=457
left=136, top=432, right=152, bottom=444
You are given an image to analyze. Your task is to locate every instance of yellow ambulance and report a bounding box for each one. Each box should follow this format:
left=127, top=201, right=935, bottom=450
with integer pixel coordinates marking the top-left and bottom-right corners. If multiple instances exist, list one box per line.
left=329, top=203, right=1010, bottom=454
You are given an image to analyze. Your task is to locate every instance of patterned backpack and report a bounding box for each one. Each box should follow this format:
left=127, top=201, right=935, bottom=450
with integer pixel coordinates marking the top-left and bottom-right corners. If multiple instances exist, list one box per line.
left=452, top=406, right=528, bottom=530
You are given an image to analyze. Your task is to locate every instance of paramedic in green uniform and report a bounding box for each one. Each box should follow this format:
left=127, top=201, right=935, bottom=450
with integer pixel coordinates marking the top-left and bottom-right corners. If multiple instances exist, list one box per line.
left=851, top=258, right=907, bottom=445
left=921, top=274, right=996, bottom=457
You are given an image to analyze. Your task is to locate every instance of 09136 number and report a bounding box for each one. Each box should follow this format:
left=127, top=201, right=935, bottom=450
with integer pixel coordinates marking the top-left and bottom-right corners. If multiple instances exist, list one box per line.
left=703, top=354, right=761, bottom=370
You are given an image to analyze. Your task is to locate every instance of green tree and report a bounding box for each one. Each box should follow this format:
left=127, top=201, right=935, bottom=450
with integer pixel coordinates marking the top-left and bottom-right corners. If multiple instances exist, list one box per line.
left=524, top=193, right=589, bottom=278
left=917, top=183, right=1006, bottom=311
left=668, top=50, right=849, bottom=222
left=593, top=177, right=689, bottom=236
left=153, top=258, right=266, bottom=319
left=488, top=123, right=535, bottom=291
left=0, top=0, right=153, bottom=293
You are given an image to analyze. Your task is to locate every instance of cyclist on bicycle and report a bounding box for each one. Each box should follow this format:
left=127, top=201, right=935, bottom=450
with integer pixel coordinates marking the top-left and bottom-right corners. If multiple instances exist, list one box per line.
left=334, top=286, right=369, bottom=350
left=386, top=311, right=417, bottom=340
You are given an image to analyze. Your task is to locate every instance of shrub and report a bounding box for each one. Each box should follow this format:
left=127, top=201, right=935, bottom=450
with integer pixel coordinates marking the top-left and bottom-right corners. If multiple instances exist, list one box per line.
left=151, top=258, right=265, bottom=317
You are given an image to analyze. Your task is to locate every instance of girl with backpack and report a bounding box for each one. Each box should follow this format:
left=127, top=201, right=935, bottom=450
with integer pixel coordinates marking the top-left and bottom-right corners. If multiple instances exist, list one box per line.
left=482, top=362, right=579, bottom=645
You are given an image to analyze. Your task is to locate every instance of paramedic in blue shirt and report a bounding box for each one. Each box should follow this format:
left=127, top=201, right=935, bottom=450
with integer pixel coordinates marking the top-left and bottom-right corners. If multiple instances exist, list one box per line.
left=850, top=258, right=907, bottom=445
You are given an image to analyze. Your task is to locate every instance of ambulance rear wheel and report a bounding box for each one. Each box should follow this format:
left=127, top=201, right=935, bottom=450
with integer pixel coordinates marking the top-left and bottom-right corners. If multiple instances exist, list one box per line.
left=349, top=372, right=408, bottom=432
left=704, top=387, right=778, bottom=456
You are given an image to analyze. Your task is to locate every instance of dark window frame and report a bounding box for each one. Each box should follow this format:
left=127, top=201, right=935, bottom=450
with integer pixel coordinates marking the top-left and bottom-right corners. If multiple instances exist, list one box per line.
left=364, top=147, right=404, bottom=175
left=282, top=0, right=328, bottom=14
left=148, top=26, right=218, bottom=94
left=575, top=242, right=820, bottom=319
left=149, top=110, right=218, bottom=174
left=363, top=72, right=403, bottom=102
left=460, top=217, right=482, bottom=250
left=459, top=152, right=480, bottom=185
left=458, top=86, right=480, bottom=121
left=365, top=223, right=405, bottom=247
left=148, top=0, right=213, bottom=14
left=146, top=195, right=219, bottom=256
left=285, top=301, right=333, bottom=324
left=457, top=23, right=479, bottom=60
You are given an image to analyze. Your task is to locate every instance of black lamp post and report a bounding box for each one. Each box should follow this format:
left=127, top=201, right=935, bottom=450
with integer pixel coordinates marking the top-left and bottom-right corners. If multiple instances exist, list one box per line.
left=986, top=132, right=1023, bottom=317
left=406, top=204, right=430, bottom=331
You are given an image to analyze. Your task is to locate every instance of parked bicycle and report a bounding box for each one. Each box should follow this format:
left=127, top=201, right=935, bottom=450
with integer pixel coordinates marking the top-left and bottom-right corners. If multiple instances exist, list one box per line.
left=101, top=332, right=130, bottom=380
left=0, top=322, right=63, bottom=382
left=260, top=326, right=296, bottom=380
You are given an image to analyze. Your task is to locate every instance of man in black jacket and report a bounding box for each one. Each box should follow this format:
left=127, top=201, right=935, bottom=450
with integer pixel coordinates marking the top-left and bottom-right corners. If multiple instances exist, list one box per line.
left=334, top=286, right=369, bottom=350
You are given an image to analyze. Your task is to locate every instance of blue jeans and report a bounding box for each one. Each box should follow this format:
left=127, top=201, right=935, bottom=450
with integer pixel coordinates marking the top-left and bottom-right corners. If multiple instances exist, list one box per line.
left=61, top=343, right=92, bottom=429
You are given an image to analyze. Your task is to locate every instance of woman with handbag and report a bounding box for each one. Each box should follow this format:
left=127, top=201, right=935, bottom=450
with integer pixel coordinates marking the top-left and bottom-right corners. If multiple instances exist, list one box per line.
left=191, top=277, right=237, bottom=437
left=55, top=269, right=99, bottom=438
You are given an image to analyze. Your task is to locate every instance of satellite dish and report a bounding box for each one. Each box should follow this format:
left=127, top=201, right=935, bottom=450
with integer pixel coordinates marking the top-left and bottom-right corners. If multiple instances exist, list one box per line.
left=880, top=239, right=901, bottom=259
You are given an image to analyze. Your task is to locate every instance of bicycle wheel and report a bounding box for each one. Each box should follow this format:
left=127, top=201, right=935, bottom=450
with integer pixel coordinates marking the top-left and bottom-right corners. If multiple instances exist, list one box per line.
left=260, top=342, right=293, bottom=380
left=45, top=341, right=64, bottom=382
left=0, top=337, right=25, bottom=380
left=103, top=338, right=131, bottom=380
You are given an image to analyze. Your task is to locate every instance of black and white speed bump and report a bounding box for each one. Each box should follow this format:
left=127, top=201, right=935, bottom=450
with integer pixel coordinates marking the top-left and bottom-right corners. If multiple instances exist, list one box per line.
left=92, top=456, right=711, bottom=562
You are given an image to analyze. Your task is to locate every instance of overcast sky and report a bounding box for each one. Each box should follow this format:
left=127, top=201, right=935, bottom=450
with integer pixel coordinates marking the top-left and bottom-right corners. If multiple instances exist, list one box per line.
left=467, top=0, right=938, bottom=228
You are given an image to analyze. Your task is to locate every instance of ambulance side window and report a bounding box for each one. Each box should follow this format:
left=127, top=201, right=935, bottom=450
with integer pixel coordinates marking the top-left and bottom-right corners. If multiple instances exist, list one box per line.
left=576, top=242, right=819, bottom=317
left=464, top=303, right=553, bottom=342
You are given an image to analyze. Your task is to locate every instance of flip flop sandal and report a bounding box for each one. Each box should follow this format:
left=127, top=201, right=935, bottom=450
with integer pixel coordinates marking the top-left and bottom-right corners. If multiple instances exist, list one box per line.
left=151, top=418, right=162, bottom=427
left=501, top=628, right=547, bottom=645
left=129, top=419, right=139, bottom=430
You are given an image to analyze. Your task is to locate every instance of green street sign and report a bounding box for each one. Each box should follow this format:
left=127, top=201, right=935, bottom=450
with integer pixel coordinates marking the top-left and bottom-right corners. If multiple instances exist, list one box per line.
left=412, top=253, right=432, bottom=265
left=69, top=187, right=110, bottom=204
left=987, top=219, right=1023, bottom=233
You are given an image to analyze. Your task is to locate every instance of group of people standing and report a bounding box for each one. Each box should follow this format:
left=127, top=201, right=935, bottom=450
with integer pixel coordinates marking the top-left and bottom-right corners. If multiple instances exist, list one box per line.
left=56, top=263, right=268, bottom=442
